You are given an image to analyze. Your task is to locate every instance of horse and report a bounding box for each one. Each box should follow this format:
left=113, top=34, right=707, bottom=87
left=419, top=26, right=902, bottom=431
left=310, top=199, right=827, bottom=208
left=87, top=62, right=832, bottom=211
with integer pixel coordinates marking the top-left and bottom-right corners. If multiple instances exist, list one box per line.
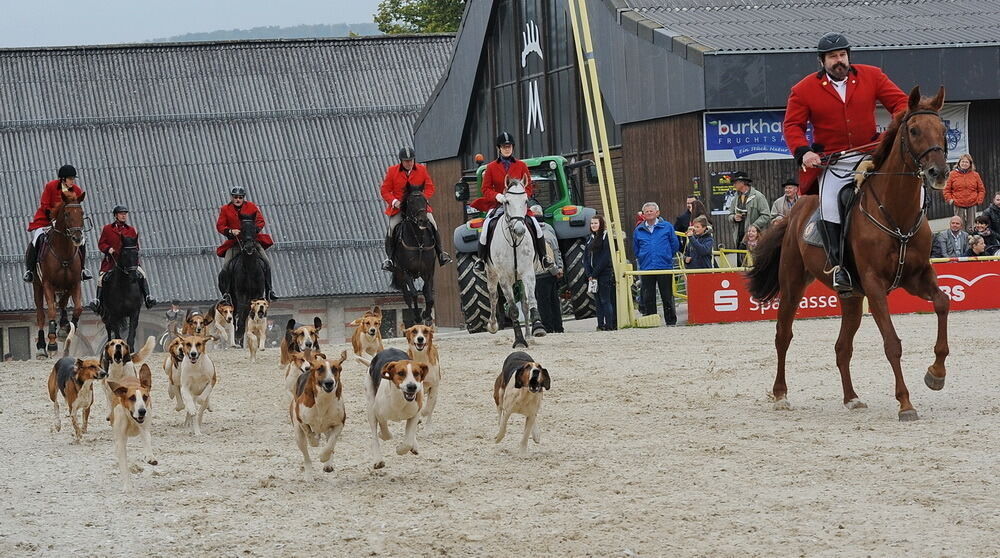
left=747, top=86, right=950, bottom=421
left=218, top=218, right=267, bottom=346
left=97, top=236, right=144, bottom=348
left=31, top=187, right=90, bottom=359
left=390, top=184, right=437, bottom=327
left=485, top=177, right=546, bottom=349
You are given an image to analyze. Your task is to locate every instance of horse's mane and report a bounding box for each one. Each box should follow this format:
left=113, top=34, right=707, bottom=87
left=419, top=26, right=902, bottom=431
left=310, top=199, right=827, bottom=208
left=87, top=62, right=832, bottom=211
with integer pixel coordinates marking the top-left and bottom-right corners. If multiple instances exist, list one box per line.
left=871, top=97, right=936, bottom=169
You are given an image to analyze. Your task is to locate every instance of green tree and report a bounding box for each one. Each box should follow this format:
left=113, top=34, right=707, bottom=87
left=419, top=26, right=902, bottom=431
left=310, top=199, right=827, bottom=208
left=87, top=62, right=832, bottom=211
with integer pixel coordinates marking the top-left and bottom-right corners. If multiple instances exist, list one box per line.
left=374, top=0, right=464, bottom=34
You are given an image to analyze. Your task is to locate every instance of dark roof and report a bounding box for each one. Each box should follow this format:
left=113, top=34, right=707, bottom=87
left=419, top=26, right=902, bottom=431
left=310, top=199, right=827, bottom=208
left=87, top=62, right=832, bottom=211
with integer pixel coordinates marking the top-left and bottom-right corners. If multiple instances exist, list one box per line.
left=613, top=0, right=1000, bottom=54
left=0, top=35, right=454, bottom=311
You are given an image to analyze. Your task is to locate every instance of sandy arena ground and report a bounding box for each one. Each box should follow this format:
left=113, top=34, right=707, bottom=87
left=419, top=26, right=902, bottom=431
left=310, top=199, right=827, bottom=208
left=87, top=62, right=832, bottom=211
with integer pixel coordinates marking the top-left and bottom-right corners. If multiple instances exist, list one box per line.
left=1, top=309, right=998, bottom=557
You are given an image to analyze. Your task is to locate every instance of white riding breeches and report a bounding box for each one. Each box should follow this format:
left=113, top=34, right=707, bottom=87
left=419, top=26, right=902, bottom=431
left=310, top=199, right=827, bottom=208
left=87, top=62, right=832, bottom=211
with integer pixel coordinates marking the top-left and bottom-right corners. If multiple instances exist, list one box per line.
left=819, top=152, right=866, bottom=224
left=31, top=226, right=86, bottom=246
left=97, top=265, right=147, bottom=286
left=478, top=208, right=544, bottom=244
left=388, top=212, right=438, bottom=234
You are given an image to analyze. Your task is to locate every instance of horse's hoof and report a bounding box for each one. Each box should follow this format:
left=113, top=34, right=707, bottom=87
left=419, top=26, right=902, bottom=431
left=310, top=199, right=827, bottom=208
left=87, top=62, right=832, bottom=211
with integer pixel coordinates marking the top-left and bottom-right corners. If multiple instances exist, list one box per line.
left=531, top=324, right=546, bottom=337
left=898, top=409, right=920, bottom=422
left=773, top=398, right=792, bottom=411
left=924, top=369, right=946, bottom=391
left=323, top=465, right=334, bottom=473
left=487, top=323, right=498, bottom=334
left=47, top=344, right=58, bottom=353
left=512, top=341, right=528, bottom=349
left=844, top=398, right=868, bottom=411
left=373, top=461, right=385, bottom=470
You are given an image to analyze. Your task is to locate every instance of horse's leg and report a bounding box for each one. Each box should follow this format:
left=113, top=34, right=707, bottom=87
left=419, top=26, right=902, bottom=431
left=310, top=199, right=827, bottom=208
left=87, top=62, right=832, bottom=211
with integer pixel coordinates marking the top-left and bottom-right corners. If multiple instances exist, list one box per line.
left=127, top=306, right=140, bottom=349
left=500, top=278, right=527, bottom=349
left=836, top=297, right=866, bottom=409
left=44, top=284, right=59, bottom=354
left=863, top=285, right=916, bottom=421
left=521, top=266, right=545, bottom=337
left=908, top=266, right=949, bottom=390
left=33, top=284, right=47, bottom=358
left=486, top=267, right=500, bottom=334
left=71, top=284, right=83, bottom=332
left=422, top=272, right=435, bottom=326
left=772, top=244, right=809, bottom=411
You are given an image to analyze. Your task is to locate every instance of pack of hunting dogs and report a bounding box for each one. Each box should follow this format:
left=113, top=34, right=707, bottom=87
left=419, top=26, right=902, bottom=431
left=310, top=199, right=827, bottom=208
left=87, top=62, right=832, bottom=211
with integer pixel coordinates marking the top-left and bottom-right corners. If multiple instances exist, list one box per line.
left=47, top=302, right=552, bottom=490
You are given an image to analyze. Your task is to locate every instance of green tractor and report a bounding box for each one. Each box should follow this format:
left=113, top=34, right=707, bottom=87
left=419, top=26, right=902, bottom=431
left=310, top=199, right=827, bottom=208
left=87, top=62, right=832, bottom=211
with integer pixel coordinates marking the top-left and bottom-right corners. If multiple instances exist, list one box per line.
left=452, top=156, right=598, bottom=333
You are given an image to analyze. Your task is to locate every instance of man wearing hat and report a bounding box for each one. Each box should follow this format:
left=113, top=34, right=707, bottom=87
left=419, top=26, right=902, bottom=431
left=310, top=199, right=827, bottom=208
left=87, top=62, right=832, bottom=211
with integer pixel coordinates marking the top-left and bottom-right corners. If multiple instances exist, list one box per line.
left=770, top=178, right=800, bottom=223
left=783, top=32, right=907, bottom=293
left=726, top=171, right=771, bottom=251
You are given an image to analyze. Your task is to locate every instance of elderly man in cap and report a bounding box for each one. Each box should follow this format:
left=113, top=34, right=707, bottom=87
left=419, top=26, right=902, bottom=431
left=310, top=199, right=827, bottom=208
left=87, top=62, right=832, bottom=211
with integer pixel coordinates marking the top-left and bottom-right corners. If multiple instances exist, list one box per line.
left=770, top=178, right=800, bottom=223
left=727, top=171, right=771, bottom=251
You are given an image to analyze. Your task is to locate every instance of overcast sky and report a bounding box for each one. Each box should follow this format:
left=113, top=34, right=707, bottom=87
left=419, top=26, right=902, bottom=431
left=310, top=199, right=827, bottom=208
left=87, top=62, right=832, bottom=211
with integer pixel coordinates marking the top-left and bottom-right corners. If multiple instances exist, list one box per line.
left=0, top=0, right=382, bottom=48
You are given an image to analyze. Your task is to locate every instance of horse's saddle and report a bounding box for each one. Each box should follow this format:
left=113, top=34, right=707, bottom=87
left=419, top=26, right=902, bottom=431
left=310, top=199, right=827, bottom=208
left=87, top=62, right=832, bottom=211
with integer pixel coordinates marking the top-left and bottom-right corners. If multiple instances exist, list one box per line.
left=802, top=161, right=870, bottom=249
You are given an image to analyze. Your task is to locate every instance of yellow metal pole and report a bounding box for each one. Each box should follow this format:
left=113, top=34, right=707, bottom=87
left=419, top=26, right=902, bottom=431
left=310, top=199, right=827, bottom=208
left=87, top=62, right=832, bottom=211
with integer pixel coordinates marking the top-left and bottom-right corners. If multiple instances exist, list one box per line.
left=567, top=0, right=634, bottom=327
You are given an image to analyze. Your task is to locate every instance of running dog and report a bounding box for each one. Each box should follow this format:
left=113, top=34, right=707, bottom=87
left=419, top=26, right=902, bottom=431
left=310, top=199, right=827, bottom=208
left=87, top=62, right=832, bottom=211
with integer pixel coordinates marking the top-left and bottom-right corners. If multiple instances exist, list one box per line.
left=162, top=335, right=186, bottom=412
left=244, top=299, right=269, bottom=362
left=205, top=299, right=236, bottom=349
left=350, top=306, right=384, bottom=358
left=47, top=324, right=107, bottom=442
left=109, top=363, right=156, bottom=491
left=181, top=309, right=210, bottom=336
left=290, top=350, right=348, bottom=479
left=493, top=351, right=551, bottom=455
left=172, top=334, right=218, bottom=436
left=358, top=348, right=428, bottom=469
left=283, top=351, right=315, bottom=395
left=100, top=336, right=155, bottom=423
left=405, top=324, right=441, bottom=428
left=280, top=317, right=322, bottom=365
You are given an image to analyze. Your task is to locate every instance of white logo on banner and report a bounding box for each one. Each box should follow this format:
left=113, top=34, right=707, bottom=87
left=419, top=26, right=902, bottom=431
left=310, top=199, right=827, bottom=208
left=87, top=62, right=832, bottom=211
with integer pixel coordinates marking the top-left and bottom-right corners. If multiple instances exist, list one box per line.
left=521, top=21, right=545, bottom=135
left=521, top=21, right=543, bottom=68
left=526, top=81, right=545, bottom=134
left=714, top=280, right=739, bottom=312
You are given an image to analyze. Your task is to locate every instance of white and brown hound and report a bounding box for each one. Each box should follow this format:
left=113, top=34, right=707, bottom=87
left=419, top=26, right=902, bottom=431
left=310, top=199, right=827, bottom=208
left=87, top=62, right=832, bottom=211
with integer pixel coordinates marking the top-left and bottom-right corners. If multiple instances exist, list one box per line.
left=109, top=363, right=156, bottom=491
left=493, top=351, right=551, bottom=455
left=289, top=350, right=348, bottom=479
left=47, top=324, right=107, bottom=442
left=405, top=324, right=441, bottom=428
left=280, top=317, right=322, bottom=365
left=350, top=306, right=384, bottom=358
left=359, top=348, right=427, bottom=469
left=244, top=298, right=269, bottom=362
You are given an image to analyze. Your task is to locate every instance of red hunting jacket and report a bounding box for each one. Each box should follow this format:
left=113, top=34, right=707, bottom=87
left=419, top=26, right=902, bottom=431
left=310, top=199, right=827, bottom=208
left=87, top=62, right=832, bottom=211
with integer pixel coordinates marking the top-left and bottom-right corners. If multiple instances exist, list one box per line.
left=216, top=201, right=274, bottom=257
left=98, top=221, right=141, bottom=273
left=380, top=163, right=435, bottom=216
left=783, top=64, right=908, bottom=194
left=470, top=158, right=535, bottom=214
left=29, top=179, right=85, bottom=231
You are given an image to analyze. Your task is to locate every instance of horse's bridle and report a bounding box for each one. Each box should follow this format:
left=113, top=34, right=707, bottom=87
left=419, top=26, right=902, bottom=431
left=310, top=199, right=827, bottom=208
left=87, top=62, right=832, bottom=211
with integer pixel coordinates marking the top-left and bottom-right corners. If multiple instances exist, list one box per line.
left=898, top=109, right=947, bottom=173
left=52, top=203, right=90, bottom=242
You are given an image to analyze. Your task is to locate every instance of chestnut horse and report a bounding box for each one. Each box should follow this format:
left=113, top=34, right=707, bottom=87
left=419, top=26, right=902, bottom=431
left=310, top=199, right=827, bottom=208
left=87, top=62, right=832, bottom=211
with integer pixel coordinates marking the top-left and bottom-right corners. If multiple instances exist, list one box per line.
left=747, top=86, right=950, bottom=421
left=32, top=187, right=89, bottom=358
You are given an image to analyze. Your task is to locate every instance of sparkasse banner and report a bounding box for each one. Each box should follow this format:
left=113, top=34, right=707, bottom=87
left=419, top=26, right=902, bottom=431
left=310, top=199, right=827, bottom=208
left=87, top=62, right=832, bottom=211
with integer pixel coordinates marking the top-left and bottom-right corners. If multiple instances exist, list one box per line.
left=703, top=103, right=969, bottom=163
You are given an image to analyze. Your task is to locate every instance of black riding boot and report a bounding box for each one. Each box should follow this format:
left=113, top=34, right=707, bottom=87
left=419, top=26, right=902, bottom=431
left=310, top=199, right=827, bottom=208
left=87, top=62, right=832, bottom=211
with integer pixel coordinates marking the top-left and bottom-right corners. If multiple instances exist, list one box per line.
left=474, top=242, right=489, bottom=273
left=139, top=277, right=158, bottom=309
left=79, top=244, right=93, bottom=280
left=87, top=286, right=103, bottom=315
left=263, top=260, right=279, bottom=301
left=382, top=234, right=395, bottom=272
left=821, top=220, right=853, bottom=294
left=432, top=227, right=452, bottom=266
left=23, top=242, right=37, bottom=283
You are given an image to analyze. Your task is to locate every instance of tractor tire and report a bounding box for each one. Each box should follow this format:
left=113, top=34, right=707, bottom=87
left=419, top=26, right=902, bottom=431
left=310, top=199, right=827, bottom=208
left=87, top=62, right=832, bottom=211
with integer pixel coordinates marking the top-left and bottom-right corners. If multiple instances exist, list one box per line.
left=457, top=253, right=490, bottom=334
left=562, top=238, right=596, bottom=319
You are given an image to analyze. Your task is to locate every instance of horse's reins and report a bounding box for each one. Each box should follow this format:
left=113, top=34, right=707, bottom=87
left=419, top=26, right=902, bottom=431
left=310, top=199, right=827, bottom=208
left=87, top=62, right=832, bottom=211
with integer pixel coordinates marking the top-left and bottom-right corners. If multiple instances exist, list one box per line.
left=48, top=203, right=87, bottom=269
left=399, top=194, right=433, bottom=252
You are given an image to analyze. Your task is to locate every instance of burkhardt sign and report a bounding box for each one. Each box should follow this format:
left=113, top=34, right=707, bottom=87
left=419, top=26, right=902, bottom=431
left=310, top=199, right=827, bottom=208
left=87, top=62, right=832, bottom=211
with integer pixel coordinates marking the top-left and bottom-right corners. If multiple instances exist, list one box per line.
left=703, top=103, right=969, bottom=163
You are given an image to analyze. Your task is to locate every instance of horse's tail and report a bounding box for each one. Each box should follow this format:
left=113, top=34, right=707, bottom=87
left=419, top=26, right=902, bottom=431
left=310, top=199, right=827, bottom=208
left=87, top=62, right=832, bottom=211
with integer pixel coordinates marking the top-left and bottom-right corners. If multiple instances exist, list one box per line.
left=746, top=217, right=789, bottom=303
left=62, top=323, right=76, bottom=358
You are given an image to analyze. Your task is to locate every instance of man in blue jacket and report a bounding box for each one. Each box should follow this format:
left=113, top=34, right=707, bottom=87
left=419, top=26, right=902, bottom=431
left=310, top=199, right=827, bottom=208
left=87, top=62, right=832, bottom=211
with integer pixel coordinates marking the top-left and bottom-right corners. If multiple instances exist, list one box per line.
left=633, top=202, right=680, bottom=325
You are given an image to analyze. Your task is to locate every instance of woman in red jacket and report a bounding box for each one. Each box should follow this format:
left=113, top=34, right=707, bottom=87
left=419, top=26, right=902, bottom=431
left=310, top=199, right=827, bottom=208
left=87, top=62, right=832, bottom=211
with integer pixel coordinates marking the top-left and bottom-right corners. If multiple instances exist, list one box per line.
left=944, top=154, right=986, bottom=231
left=24, top=164, right=93, bottom=283
left=87, top=205, right=157, bottom=314
left=472, top=132, right=551, bottom=272
left=216, top=186, right=278, bottom=301
left=380, top=147, right=451, bottom=271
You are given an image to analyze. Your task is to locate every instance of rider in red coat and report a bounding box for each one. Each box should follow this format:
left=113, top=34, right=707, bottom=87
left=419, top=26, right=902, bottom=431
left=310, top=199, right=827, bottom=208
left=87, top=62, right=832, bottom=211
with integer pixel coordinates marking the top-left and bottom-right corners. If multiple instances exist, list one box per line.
left=87, top=205, right=157, bottom=314
left=782, top=32, right=908, bottom=293
left=473, top=132, right=551, bottom=272
left=380, top=146, right=451, bottom=271
left=216, top=186, right=278, bottom=301
left=24, top=164, right=93, bottom=282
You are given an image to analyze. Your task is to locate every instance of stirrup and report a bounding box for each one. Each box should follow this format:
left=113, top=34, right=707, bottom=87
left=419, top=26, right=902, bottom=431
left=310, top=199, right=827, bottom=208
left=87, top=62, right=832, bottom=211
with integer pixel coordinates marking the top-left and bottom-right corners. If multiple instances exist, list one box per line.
left=81, top=269, right=93, bottom=281
left=381, top=258, right=395, bottom=272
left=267, top=290, right=280, bottom=301
left=437, top=252, right=452, bottom=266
left=145, top=296, right=158, bottom=309
left=23, top=270, right=34, bottom=283
left=831, top=266, right=854, bottom=294
left=88, top=299, right=102, bottom=314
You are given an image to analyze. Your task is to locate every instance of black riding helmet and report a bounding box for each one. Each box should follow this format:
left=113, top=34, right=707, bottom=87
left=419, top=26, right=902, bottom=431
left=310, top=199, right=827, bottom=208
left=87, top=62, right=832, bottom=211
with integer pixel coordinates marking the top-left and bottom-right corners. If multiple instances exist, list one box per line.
left=230, top=186, right=247, bottom=197
left=112, top=205, right=129, bottom=215
left=398, top=146, right=416, bottom=161
left=817, top=32, right=851, bottom=56
left=57, top=164, right=77, bottom=179
left=496, top=131, right=515, bottom=147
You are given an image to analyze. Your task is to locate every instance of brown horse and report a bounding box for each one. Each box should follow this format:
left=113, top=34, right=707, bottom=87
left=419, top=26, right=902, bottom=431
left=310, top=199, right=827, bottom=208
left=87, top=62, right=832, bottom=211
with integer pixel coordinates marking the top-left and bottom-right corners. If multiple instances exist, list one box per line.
left=31, top=187, right=89, bottom=358
left=747, top=86, right=950, bottom=421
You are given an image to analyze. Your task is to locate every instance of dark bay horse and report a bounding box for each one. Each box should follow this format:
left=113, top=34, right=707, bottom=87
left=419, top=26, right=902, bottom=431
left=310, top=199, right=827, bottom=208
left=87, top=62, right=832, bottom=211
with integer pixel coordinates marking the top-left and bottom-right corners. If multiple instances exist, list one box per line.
left=391, top=185, right=436, bottom=327
left=219, top=218, right=266, bottom=345
left=32, top=188, right=89, bottom=358
left=97, top=236, right=143, bottom=348
left=747, top=86, right=950, bottom=421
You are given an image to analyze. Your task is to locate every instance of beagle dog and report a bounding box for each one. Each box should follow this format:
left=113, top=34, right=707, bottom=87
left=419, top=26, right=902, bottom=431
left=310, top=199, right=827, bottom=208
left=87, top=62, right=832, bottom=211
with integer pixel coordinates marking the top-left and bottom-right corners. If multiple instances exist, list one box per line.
left=47, top=324, right=107, bottom=442
left=359, top=348, right=428, bottom=469
left=283, top=351, right=315, bottom=395
left=162, top=335, right=186, bottom=412
left=493, top=351, right=551, bottom=455
left=109, top=363, right=156, bottom=491
left=205, top=299, right=237, bottom=350
left=244, top=299, right=269, bottom=362
left=172, top=334, right=218, bottom=436
left=181, top=309, right=210, bottom=336
left=100, top=336, right=155, bottom=422
left=350, top=306, right=384, bottom=358
left=280, top=317, right=322, bottom=365
left=405, top=324, right=441, bottom=428
left=290, top=350, right=348, bottom=479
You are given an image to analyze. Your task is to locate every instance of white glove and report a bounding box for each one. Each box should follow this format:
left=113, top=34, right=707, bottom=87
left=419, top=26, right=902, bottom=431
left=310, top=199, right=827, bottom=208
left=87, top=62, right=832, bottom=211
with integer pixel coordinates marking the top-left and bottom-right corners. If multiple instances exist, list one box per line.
left=391, top=199, right=401, bottom=209
left=495, top=193, right=506, bottom=204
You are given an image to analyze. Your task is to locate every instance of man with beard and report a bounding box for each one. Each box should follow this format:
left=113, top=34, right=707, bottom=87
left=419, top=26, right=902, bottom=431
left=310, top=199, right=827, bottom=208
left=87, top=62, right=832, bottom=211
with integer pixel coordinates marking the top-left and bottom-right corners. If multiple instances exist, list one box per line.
left=783, top=33, right=908, bottom=295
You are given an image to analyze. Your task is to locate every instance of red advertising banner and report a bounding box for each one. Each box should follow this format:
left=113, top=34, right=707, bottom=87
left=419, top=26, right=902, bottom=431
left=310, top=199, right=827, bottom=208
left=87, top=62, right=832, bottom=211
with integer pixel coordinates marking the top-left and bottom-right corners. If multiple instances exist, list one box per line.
left=686, top=260, right=1000, bottom=324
